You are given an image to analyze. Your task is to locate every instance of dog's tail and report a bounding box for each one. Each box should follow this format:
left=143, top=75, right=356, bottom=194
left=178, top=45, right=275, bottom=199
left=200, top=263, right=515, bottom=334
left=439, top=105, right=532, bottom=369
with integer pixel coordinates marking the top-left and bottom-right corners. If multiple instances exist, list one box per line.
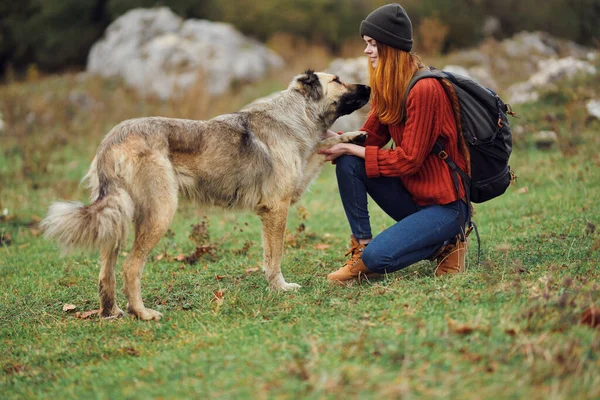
left=40, top=164, right=134, bottom=253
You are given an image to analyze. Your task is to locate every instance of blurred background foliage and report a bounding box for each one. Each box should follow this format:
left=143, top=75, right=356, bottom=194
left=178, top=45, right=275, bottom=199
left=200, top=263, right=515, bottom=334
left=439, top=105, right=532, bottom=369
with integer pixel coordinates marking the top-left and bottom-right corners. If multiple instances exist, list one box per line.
left=0, top=0, right=598, bottom=77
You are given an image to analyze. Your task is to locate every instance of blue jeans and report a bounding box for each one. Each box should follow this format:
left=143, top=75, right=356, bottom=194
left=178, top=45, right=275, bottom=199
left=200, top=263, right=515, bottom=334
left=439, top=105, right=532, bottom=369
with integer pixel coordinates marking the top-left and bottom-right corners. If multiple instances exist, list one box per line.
left=335, top=155, right=467, bottom=274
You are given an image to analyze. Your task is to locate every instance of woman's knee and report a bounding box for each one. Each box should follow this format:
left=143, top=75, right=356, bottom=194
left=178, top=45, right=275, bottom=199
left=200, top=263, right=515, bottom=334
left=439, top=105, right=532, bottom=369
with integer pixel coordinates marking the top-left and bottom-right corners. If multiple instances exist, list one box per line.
left=335, top=155, right=365, bottom=178
left=362, top=244, right=391, bottom=274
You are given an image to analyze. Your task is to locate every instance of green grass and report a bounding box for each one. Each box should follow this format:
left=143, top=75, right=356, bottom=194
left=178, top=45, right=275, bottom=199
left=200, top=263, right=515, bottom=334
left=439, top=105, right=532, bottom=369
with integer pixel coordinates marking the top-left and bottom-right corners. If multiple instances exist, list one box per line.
left=1, top=70, right=600, bottom=399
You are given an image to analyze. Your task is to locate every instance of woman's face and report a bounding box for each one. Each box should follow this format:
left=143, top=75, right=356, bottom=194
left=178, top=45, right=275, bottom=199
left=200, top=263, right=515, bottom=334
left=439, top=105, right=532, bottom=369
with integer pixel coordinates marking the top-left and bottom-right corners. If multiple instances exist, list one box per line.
left=363, top=35, right=378, bottom=68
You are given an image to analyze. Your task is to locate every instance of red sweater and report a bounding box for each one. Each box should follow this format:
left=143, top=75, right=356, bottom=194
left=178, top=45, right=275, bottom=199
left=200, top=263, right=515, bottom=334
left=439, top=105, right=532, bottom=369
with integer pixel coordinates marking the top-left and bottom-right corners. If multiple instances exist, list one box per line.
left=362, top=78, right=467, bottom=206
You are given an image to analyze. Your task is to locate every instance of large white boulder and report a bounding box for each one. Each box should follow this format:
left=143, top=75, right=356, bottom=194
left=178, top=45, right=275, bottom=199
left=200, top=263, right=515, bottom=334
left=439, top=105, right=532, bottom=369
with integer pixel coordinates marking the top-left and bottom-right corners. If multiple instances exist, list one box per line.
left=507, top=57, right=596, bottom=104
left=441, top=65, right=497, bottom=90
left=87, top=7, right=283, bottom=99
left=501, top=31, right=559, bottom=59
left=328, top=57, right=369, bottom=85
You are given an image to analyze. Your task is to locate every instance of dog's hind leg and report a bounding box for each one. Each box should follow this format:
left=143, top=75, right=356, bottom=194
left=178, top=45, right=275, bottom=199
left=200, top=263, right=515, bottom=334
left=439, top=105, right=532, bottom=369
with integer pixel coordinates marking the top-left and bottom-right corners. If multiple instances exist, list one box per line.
left=122, top=158, right=178, bottom=321
left=98, top=245, right=124, bottom=318
left=258, top=200, right=300, bottom=291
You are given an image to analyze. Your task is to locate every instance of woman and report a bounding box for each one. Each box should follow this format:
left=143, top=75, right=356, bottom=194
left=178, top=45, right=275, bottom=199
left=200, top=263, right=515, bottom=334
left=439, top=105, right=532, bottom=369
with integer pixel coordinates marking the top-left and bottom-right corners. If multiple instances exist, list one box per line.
left=320, top=3, right=470, bottom=281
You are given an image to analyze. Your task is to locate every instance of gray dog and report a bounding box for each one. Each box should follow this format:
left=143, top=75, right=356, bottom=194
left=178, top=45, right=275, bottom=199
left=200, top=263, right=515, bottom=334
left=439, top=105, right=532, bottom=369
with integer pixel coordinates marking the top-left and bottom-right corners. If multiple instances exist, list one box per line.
left=41, top=70, right=370, bottom=320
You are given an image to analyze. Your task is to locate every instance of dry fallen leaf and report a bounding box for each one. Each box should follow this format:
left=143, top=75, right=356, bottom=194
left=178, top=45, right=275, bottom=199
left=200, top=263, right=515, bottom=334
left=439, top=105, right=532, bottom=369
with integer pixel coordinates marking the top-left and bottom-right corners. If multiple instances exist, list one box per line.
left=580, top=307, right=600, bottom=329
left=215, top=274, right=225, bottom=281
left=245, top=267, right=259, bottom=274
left=3, top=362, right=26, bottom=375
left=516, top=186, right=529, bottom=194
left=154, top=253, right=165, bottom=261
left=0, top=233, right=12, bottom=246
left=74, top=309, right=99, bottom=319
left=121, top=347, right=139, bottom=356
left=315, top=243, right=331, bottom=250
left=448, top=318, right=475, bottom=335
left=585, top=221, right=596, bottom=236
left=212, top=290, right=225, bottom=305
left=62, top=304, right=77, bottom=312
left=174, top=254, right=187, bottom=261
left=505, top=328, right=518, bottom=336
left=513, top=259, right=527, bottom=274
left=29, top=228, right=41, bottom=237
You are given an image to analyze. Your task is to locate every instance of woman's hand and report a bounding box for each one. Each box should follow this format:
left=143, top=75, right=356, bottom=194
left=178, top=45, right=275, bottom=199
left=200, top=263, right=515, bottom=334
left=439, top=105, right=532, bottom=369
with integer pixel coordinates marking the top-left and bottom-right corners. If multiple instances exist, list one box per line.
left=318, top=143, right=366, bottom=162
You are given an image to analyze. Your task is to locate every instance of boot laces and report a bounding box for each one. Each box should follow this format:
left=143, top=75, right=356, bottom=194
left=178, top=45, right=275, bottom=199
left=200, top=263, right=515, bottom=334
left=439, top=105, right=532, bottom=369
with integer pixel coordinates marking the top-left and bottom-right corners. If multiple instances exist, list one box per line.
left=344, top=243, right=364, bottom=268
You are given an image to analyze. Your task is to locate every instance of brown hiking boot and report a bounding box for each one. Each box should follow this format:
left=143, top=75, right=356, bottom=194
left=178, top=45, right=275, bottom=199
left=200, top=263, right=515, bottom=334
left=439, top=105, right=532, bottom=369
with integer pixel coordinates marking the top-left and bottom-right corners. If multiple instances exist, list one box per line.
left=327, top=236, right=374, bottom=282
left=434, top=237, right=467, bottom=277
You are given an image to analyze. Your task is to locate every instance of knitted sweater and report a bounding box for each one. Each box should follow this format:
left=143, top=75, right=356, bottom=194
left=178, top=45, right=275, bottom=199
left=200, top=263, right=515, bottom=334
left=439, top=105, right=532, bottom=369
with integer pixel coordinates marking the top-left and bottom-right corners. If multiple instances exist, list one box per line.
left=361, top=78, right=467, bottom=206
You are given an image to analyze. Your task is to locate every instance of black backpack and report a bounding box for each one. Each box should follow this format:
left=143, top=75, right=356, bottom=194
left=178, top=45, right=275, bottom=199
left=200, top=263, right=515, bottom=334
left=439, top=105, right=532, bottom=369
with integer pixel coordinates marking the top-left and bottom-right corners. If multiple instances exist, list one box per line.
left=406, top=66, right=516, bottom=205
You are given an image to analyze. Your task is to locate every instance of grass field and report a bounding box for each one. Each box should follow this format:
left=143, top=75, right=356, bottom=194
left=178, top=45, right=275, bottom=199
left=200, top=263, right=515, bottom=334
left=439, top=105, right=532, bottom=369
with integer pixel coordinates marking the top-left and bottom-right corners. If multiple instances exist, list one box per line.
left=1, top=64, right=599, bottom=399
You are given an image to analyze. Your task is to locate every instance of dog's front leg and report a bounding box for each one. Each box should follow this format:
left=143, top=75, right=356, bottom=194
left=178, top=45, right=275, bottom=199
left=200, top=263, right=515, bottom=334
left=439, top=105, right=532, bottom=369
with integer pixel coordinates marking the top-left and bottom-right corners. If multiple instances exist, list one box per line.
left=291, top=153, right=326, bottom=204
left=258, top=200, right=300, bottom=291
left=316, top=131, right=367, bottom=151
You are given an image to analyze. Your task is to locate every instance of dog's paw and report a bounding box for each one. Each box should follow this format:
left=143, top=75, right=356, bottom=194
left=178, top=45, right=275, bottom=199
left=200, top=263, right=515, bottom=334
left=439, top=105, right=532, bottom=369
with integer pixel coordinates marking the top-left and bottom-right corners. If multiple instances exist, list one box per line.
left=129, top=307, right=163, bottom=321
left=269, top=281, right=301, bottom=291
left=336, top=131, right=367, bottom=144
left=343, top=131, right=367, bottom=144
left=101, top=307, right=125, bottom=320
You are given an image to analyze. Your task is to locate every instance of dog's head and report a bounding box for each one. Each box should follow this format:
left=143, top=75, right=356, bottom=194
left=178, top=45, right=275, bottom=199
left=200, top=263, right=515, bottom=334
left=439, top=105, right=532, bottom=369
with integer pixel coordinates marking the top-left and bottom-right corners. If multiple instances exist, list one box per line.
left=290, top=70, right=371, bottom=127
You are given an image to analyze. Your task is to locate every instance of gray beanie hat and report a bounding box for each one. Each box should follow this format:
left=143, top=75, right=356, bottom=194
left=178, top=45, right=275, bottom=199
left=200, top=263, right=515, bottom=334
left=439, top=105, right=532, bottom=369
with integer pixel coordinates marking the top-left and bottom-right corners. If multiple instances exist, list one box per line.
left=359, top=3, right=413, bottom=52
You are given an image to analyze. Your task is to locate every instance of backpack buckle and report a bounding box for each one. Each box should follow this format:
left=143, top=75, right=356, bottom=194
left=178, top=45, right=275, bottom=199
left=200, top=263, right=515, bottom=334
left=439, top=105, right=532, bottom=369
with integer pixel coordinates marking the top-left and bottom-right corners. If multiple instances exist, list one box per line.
left=438, top=150, right=448, bottom=160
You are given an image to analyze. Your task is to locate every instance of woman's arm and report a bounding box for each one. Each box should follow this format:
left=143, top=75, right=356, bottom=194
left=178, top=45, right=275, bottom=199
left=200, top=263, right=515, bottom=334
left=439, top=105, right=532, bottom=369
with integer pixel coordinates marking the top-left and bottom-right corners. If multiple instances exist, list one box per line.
left=363, top=79, right=442, bottom=178
left=361, top=112, right=391, bottom=148
left=318, top=143, right=365, bottom=161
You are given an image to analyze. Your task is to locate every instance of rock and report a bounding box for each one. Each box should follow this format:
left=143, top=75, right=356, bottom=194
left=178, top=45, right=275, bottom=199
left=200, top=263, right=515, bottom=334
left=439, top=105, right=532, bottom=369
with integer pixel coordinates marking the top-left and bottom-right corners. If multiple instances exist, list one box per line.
left=483, top=17, right=501, bottom=37
left=68, top=91, right=98, bottom=111
left=533, top=130, right=558, bottom=149
left=587, top=99, right=600, bottom=120
left=441, top=64, right=498, bottom=90
left=507, top=57, right=596, bottom=105
left=467, top=66, right=498, bottom=90
left=451, top=49, right=490, bottom=67
left=443, top=65, right=472, bottom=78
left=507, top=82, right=539, bottom=104
left=501, top=31, right=558, bottom=59
left=87, top=7, right=283, bottom=99
left=529, top=57, right=596, bottom=86
left=327, top=57, right=369, bottom=84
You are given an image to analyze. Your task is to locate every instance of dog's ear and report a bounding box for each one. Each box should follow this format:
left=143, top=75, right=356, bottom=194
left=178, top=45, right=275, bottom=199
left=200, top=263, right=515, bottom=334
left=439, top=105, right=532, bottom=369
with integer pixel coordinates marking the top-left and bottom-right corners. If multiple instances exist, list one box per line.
left=293, top=70, right=323, bottom=101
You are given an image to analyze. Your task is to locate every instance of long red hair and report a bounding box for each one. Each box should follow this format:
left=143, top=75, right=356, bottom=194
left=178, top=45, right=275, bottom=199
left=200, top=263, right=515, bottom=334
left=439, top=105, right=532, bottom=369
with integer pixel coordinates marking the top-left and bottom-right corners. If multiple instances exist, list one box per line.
left=368, top=43, right=423, bottom=125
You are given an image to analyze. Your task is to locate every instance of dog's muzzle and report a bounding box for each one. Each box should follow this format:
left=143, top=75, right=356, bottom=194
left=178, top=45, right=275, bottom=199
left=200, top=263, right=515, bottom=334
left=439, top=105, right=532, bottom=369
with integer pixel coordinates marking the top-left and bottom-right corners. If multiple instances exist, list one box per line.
left=336, top=85, right=371, bottom=117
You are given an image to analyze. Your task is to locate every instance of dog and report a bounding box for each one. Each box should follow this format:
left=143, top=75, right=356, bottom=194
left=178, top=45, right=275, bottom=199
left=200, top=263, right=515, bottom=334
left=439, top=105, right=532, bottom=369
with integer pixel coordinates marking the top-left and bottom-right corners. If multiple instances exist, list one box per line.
left=40, top=70, right=370, bottom=320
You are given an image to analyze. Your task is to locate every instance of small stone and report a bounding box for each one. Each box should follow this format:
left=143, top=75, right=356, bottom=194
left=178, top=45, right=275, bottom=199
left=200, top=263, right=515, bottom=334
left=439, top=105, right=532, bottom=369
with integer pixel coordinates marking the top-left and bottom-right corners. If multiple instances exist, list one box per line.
left=586, top=99, right=600, bottom=120
left=533, top=130, right=558, bottom=150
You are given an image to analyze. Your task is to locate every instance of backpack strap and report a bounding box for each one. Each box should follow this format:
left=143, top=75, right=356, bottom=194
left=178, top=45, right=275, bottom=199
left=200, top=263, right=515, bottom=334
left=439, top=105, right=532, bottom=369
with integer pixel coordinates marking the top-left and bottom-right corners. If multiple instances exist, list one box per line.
left=432, top=140, right=480, bottom=261
left=404, top=67, right=441, bottom=105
